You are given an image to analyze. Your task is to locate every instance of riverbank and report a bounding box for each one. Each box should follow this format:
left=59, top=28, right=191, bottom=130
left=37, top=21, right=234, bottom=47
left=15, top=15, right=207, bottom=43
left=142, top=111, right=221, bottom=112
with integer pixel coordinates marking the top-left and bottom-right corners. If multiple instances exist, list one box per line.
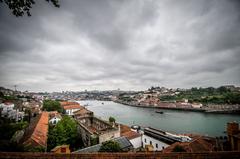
left=114, top=100, right=240, bottom=114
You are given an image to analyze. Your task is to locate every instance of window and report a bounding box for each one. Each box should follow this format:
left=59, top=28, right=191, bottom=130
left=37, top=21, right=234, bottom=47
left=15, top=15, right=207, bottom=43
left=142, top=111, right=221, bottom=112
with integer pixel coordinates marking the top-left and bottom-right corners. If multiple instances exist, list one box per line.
left=144, top=138, right=146, bottom=143
left=150, top=141, right=152, bottom=145
left=156, top=143, right=158, bottom=148
left=162, top=146, right=165, bottom=149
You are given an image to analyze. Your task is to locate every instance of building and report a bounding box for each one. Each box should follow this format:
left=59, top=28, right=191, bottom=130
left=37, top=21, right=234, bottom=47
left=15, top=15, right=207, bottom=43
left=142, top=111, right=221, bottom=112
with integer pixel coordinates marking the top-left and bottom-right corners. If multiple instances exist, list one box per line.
left=120, top=124, right=142, bottom=149
left=0, top=102, right=14, bottom=116
left=60, top=101, right=83, bottom=116
left=74, top=107, right=93, bottom=120
left=162, top=135, right=216, bottom=152
left=142, top=127, right=192, bottom=151
left=73, top=106, right=120, bottom=147
left=51, top=145, right=70, bottom=154
left=20, top=112, right=49, bottom=151
left=0, top=102, right=24, bottom=121
left=73, top=136, right=133, bottom=153
left=227, top=122, right=240, bottom=151
left=49, top=111, right=62, bottom=125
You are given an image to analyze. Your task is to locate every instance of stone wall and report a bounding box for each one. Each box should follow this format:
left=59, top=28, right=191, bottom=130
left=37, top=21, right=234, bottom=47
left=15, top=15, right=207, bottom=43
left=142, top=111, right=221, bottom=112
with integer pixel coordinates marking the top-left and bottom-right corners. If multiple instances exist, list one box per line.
left=99, top=128, right=120, bottom=144
left=0, top=152, right=240, bottom=159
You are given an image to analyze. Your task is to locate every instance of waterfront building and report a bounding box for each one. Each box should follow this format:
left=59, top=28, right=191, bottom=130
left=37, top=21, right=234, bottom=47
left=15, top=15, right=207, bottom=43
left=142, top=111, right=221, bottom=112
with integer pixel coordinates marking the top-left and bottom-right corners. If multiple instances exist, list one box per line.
left=120, top=124, right=142, bottom=149
left=60, top=101, right=83, bottom=116
left=162, top=135, right=216, bottom=152
left=142, top=127, right=192, bottom=151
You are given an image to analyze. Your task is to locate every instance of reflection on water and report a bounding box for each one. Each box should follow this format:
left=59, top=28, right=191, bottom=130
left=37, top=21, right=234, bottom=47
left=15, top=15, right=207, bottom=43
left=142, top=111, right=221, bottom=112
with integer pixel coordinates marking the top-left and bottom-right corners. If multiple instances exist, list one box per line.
left=78, top=100, right=240, bottom=137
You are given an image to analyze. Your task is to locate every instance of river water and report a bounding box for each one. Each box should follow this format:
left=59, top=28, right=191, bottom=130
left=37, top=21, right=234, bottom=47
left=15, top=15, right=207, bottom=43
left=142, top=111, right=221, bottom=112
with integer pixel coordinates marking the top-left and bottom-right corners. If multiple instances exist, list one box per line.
left=77, top=100, right=240, bottom=137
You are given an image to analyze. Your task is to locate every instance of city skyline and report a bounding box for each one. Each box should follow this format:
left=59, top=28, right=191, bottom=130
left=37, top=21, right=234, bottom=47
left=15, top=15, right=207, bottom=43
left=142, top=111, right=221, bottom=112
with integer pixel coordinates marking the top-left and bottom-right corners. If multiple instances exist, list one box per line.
left=0, top=0, right=240, bottom=92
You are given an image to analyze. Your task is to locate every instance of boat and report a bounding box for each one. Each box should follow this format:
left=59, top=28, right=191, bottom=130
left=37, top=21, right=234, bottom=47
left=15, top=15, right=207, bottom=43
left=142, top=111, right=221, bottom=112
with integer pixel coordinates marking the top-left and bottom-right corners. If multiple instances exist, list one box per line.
left=83, top=103, right=89, bottom=107
left=155, top=111, right=164, bottom=114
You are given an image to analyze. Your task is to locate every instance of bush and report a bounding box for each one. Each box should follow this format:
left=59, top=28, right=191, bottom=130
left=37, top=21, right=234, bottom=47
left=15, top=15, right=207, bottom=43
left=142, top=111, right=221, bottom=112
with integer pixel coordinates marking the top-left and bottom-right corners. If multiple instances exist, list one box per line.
left=99, top=140, right=121, bottom=152
left=42, top=100, right=62, bottom=113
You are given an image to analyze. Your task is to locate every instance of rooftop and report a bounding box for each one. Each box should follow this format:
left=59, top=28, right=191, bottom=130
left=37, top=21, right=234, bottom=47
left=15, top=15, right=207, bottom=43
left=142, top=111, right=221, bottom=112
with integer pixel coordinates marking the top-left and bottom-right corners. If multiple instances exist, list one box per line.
left=163, top=136, right=216, bottom=153
left=21, top=112, right=49, bottom=147
left=73, top=136, right=133, bottom=153
left=120, top=124, right=141, bottom=140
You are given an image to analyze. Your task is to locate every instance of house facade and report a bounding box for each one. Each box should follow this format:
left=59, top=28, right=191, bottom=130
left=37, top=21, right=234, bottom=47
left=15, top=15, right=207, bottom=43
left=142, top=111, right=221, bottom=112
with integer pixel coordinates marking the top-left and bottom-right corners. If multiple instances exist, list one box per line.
left=60, top=102, right=83, bottom=116
left=49, top=111, right=62, bottom=125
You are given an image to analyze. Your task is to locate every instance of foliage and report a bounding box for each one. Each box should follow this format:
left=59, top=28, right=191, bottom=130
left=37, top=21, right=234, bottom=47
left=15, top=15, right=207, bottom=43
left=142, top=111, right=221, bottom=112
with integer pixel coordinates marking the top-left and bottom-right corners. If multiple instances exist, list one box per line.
left=119, top=96, right=135, bottom=102
left=2, top=95, right=16, bottom=100
left=90, top=136, right=99, bottom=146
left=172, top=145, right=186, bottom=152
left=99, top=140, right=122, bottom=152
left=0, top=140, right=24, bottom=152
left=0, top=0, right=59, bottom=17
left=159, top=87, right=240, bottom=104
left=109, top=116, right=116, bottom=123
left=25, top=145, right=45, bottom=152
left=0, top=118, right=28, bottom=140
left=42, top=99, right=63, bottom=113
left=0, top=118, right=28, bottom=152
left=47, top=116, right=83, bottom=151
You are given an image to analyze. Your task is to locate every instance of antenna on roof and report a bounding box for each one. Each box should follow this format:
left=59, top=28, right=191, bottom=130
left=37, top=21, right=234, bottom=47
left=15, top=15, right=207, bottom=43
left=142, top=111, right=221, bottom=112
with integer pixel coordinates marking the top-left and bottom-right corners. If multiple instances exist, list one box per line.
left=14, top=85, right=17, bottom=91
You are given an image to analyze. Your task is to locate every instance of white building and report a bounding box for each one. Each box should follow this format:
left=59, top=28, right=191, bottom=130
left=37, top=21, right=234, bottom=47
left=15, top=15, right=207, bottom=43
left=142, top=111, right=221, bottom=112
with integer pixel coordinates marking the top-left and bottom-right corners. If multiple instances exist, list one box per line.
left=142, top=127, right=191, bottom=151
left=0, top=103, right=24, bottom=121
left=64, top=106, right=82, bottom=115
left=49, top=111, right=62, bottom=125
left=129, top=135, right=142, bottom=149
left=0, top=102, right=14, bottom=117
left=142, top=133, right=169, bottom=151
left=61, top=102, right=83, bottom=116
left=49, top=116, right=62, bottom=125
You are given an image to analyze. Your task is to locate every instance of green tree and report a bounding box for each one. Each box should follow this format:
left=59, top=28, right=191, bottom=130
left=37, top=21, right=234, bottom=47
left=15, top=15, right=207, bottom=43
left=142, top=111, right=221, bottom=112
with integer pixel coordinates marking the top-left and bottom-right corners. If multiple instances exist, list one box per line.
left=42, top=99, right=62, bottom=113
left=0, top=0, right=59, bottom=17
left=47, top=116, right=82, bottom=151
left=109, top=116, right=116, bottom=123
left=99, top=140, right=121, bottom=152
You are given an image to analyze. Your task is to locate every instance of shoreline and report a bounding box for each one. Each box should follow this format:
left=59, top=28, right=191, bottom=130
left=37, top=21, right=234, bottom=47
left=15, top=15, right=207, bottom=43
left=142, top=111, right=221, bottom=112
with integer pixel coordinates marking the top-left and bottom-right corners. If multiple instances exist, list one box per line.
left=114, top=100, right=240, bottom=115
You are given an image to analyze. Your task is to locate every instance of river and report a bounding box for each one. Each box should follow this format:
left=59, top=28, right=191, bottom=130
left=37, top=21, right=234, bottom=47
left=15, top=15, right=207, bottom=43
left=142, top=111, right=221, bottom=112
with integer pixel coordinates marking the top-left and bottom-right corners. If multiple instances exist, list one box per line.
left=77, top=100, right=240, bottom=137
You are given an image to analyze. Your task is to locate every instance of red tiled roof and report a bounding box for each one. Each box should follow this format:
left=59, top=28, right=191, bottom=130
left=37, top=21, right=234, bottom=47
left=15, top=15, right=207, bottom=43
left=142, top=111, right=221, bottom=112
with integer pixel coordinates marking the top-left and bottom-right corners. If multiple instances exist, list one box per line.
left=60, top=101, right=83, bottom=110
left=22, top=112, right=49, bottom=148
left=120, top=124, right=141, bottom=140
left=63, top=105, right=83, bottom=110
left=73, top=107, right=93, bottom=115
left=60, top=101, right=79, bottom=106
left=163, top=136, right=215, bottom=153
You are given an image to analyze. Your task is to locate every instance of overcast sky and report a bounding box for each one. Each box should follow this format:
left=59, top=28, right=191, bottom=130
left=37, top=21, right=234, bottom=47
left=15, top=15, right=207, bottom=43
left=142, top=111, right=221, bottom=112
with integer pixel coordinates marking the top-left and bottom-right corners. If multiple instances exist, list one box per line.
left=0, top=0, right=240, bottom=92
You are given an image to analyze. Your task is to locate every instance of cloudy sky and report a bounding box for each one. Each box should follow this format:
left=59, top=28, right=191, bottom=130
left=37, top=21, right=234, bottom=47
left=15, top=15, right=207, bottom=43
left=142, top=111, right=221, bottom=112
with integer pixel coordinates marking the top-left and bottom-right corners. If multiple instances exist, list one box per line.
left=0, top=0, right=240, bottom=92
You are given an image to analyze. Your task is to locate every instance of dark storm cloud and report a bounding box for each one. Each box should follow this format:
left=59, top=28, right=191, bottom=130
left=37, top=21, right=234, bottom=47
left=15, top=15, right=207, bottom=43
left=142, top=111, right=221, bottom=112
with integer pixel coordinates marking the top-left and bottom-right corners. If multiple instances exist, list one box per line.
left=0, top=0, right=240, bottom=92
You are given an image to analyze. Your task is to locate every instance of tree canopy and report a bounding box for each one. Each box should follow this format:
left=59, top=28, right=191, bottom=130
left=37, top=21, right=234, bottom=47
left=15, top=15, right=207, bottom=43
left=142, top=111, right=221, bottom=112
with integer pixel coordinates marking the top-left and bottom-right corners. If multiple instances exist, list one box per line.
left=42, top=99, right=62, bottom=113
left=0, top=0, right=59, bottom=17
left=47, top=116, right=82, bottom=151
left=109, top=116, right=116, bottom=123
left=99, top=140, right=121, bottom=152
